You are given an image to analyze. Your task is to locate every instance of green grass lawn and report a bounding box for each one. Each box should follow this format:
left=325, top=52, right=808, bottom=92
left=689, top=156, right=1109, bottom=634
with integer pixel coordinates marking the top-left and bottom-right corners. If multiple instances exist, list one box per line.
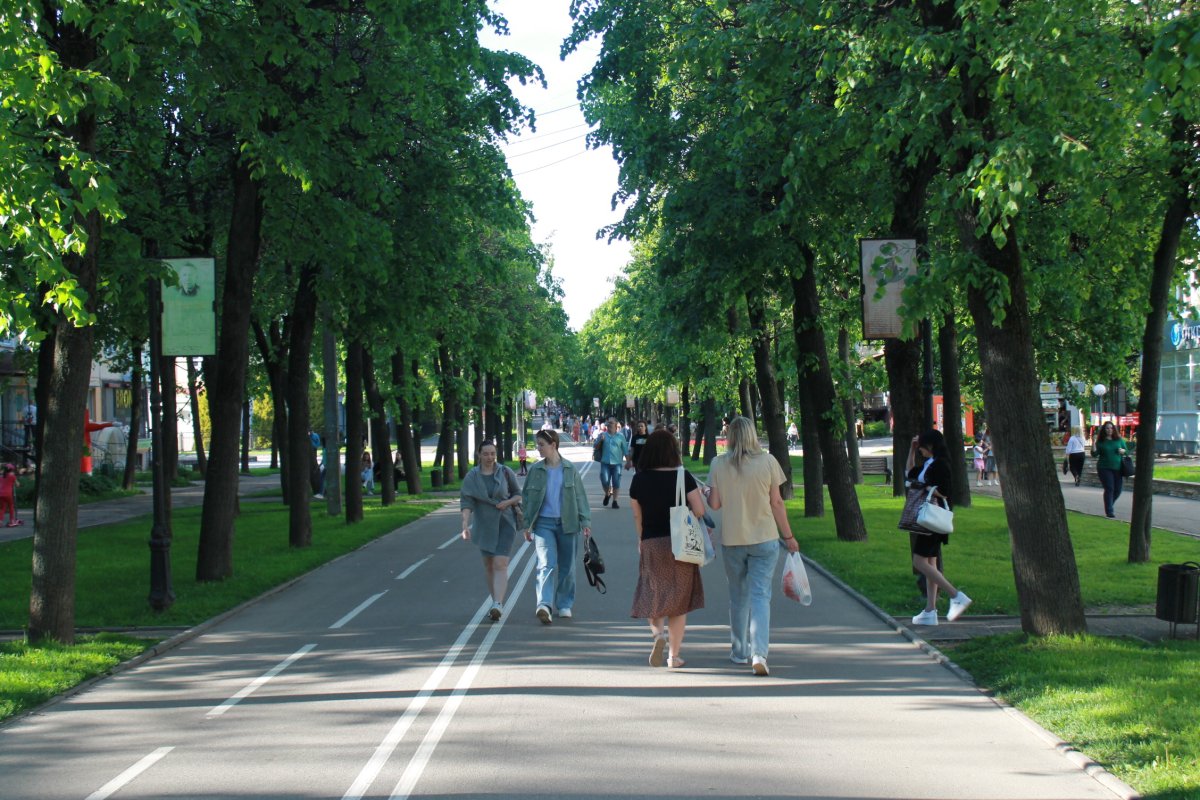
left=952, top=634, right=1199, bottom=800
left=789, top=484, right=1200, bottom=799
left=792, top=483, right=1200, bottom=615
left=0, top=498, right=438, bottom=630
left=1150, top=464, right=1200, bottom=483
left=0, top=634, right=154, bottom=721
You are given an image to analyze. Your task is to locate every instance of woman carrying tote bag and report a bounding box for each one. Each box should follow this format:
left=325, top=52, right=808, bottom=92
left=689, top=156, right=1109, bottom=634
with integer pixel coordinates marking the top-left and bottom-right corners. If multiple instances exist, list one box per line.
left=905, top=429, right=971, bottom=627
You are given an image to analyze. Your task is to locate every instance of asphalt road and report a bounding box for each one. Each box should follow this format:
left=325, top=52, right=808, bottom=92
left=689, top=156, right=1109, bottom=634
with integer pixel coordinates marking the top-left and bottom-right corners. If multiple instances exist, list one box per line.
left=0, top=451, right=1129, bottom=800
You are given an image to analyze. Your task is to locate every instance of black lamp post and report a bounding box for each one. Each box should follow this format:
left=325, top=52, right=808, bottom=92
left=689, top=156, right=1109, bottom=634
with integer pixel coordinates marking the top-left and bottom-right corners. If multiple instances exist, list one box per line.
left=147, top=275, right=175, bottom=611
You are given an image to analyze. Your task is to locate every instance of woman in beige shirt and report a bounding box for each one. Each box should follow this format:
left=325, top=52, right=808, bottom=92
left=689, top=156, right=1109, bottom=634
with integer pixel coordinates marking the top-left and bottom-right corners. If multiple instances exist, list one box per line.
left=705, top=417, right=799, bottom=676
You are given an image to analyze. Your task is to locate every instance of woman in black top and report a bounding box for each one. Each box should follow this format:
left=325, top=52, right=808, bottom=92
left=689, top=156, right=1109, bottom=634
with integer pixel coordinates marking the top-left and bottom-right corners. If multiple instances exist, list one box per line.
left=627, top=429, right=707, bottom=668
left=627, top=420, right=649, bottom=472
left=905, top=429, right=972, bottom=627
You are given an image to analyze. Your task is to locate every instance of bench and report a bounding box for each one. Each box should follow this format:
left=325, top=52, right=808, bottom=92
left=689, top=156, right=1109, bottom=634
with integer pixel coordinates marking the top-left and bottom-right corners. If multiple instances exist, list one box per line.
left=860, top=455, right=892, bottom=482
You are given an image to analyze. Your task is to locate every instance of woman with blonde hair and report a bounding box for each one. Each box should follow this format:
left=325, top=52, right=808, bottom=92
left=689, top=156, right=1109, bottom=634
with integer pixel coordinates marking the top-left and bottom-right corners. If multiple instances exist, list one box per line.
left=704, top=416, right=799, bottom=676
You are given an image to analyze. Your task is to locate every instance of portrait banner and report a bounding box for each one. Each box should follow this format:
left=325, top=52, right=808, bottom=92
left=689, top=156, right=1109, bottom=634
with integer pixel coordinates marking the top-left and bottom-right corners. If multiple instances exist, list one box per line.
left=161, top=258, right=216, bottom=356
left=860, top=238, right=916, bottom=340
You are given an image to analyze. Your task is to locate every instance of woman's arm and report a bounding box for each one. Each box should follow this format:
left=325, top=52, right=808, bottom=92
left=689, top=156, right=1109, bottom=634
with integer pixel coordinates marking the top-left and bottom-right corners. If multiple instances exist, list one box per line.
left=686, top=487, right=707, bottom=521
left=629, top=498, right=644, bottom=554
left=768, top=483, right=800, bottom=553
left=460, top=508, right=472, bottom=540
left=705, top=475, right=722, bottom=510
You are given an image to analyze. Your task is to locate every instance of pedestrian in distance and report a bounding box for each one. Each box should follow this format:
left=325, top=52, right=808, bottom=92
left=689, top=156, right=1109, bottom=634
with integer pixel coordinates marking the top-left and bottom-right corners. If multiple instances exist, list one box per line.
left=627, top=420, right=649, bottom=473
left=704, top=416, right=800, bottom=676
left=1091, top=421, right=1128, bottom=518
left=522, top=429, right=592, bottom=623
left=1064, top=427, right=1087, bottom=486
left=786, top=420, right=798, bottom=449
left=906, top=429, right=972, bottom=626
left=598, top=416, right=630, bottom=509
left=0, top=464, right=22, bottom=527
left=361, top=450, right=374, bottom=495
left=972, top=437, right=987, bottom=486
left=982, top=426, right=999, bottom=485
left=628, top=429, right=707, bottom=669
left=461, top=442, right=524, bottom=621
left=517, top=441, right=528, bottom=476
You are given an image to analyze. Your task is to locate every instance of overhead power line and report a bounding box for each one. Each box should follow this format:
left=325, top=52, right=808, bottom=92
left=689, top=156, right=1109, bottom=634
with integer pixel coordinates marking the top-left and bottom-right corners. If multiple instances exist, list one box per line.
left=506, top=133, right=590, bottom=160
left=504, top=122, right=591, bottom=146
left=511, top=150, right=591, bottom=177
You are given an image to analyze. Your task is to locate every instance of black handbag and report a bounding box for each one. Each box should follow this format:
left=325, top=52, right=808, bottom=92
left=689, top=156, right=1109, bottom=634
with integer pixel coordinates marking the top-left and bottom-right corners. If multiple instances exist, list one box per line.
left=592, top=435, right=603, bottom=462
left=1120, top=455, right=1135, bottom=478
left=582, top=535, right=606, bottom=593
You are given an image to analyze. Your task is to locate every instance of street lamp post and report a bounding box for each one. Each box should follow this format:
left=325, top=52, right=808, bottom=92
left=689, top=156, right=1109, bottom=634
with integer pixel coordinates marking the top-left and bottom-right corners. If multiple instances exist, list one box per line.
left=1092, top=383, right=1107, bottom=433
left=147, top=275, right=175, bottom=611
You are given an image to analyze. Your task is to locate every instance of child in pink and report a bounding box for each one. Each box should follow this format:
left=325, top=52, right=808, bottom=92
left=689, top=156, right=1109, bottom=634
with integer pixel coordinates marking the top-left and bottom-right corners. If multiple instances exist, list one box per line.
left=0, top=464, right=20, bottom=527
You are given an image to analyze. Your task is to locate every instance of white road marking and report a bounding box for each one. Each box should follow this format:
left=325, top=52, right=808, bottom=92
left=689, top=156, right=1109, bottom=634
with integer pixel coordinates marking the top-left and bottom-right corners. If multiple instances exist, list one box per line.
left=84, top=747, right=174, bottom=800
left=330, top=591, right=387, bottom=629
left=389, top=553, right=536, bottom=800
left=342, top=542, right=531, bottom=800
left=436, top=533, right=459, bottom=550
left=205, top=644, right=317, bottom=719
left=396, top=556, right=432, bottom=580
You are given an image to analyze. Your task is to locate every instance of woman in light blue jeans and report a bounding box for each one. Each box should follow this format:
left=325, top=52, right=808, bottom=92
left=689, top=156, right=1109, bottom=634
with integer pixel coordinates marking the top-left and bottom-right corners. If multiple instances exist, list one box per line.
left=521, top=429, right=592, bottom=623
left=705, top=417, right=799, bottom=677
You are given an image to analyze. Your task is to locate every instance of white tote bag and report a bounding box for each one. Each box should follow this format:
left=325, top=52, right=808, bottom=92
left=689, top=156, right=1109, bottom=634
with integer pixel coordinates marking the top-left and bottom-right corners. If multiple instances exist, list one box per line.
left=916, top=487, right=954, bottom=534
left=670, top=467, right=706, bottom=565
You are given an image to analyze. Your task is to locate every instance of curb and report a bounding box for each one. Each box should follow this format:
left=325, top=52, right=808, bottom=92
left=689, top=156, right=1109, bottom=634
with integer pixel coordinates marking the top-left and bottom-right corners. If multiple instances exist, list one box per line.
left=0, top=506, right=453, bottom=732
left=800, top=554, right=1142, bottom=800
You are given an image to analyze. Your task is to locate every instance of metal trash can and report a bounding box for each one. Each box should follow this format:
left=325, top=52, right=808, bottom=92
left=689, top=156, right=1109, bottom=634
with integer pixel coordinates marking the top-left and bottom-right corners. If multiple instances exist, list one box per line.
left=430, top=469, right=442, bottom=490
left=1156, top=562, right=1200, bottom=639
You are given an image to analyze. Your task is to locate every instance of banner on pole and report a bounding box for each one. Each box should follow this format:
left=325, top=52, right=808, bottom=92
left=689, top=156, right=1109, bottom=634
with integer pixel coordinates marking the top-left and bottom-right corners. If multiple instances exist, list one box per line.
left=860, top=239, right=916, bottom=340
left=161, top=258, right=216, bottom=356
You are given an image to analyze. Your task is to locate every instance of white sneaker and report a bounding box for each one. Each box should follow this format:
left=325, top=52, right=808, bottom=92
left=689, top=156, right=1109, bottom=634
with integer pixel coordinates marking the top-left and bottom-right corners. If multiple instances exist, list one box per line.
left=557, top=608, right=573, bottom=619
left=730, top=654, right=749, bottom=665
left=947, top=591, right=973, bottom=622
left=911, top=609, right=939, bottom=626
left=751, top=655, right=769, bottom=676
left=976, top=480, right=981, bottom=487
left=536, top=605, right=552, bottom=624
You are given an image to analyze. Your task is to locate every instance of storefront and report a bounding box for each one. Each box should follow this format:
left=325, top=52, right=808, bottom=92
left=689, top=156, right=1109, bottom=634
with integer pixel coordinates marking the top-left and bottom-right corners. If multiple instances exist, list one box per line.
left=1158, top=316, right=1200, bottom=453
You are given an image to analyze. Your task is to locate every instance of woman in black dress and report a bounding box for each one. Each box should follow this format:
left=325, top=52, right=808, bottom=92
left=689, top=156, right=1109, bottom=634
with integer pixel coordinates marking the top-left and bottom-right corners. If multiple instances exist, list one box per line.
left=627, top=429, right=707, bottom=668
left=906, top=429, right=972, bottom=626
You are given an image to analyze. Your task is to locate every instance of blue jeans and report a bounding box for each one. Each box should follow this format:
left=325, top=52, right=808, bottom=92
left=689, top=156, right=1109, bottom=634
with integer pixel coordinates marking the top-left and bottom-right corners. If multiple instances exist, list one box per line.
left=533, top=517, right=577, bottom=611
left=722, top=539, right=781, bottom=661
left=599, top=462, right=623, bottom=491
left=1098, top=467, right=1123, bottom=517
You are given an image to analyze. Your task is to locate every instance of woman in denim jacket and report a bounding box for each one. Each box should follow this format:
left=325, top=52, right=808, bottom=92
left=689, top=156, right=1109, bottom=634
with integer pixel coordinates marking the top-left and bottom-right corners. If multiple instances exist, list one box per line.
left=522, top=429, right=592, bottom=623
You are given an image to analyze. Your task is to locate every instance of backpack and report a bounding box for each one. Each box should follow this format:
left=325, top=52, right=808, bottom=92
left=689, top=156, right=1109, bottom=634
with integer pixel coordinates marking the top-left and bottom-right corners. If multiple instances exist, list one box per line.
left=592, top=432, right=604, bottom=462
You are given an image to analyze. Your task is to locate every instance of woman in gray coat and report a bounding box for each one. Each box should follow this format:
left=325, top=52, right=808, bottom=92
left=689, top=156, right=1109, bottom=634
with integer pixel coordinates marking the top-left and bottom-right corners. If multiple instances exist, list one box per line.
left=461, top=442, right=524, bottom=620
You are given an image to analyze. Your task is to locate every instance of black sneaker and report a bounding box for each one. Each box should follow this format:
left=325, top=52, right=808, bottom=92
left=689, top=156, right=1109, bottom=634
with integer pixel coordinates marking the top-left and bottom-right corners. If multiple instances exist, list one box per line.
left=603, top=494, right=610, bottom=506
left=611, top=500, right=619, bottom=509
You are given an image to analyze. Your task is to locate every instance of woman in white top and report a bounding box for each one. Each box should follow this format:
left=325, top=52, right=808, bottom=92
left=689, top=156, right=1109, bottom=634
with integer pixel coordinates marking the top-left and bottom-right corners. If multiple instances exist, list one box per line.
left=704, top=417, right=799, bottom=677
left=1064, top=428, right=1087, bottom=486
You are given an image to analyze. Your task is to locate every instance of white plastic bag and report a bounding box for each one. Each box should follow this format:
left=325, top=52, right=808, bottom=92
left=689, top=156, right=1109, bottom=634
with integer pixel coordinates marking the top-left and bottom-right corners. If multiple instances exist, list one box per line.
left=781, top=551, right=812, bottom=605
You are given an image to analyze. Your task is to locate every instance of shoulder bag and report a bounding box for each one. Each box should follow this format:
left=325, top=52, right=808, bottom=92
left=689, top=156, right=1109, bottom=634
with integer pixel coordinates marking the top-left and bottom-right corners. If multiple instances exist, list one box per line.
left=916, top=487, right=954, bottom=534
left=1120, top=455, right=1135, bottom=478
left=582, top=535, right=606, bottom=594
left=670, top=467, right=706, bottom=564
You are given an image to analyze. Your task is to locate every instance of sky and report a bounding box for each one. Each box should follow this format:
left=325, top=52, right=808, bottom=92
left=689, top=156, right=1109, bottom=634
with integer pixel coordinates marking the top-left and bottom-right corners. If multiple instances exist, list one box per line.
left=480, top=1, right=631, bottom=331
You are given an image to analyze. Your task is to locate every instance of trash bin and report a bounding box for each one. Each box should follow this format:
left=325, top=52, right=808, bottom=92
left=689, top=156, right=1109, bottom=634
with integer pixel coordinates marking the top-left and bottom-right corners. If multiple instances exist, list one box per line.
left=1156, top=562, right=1200, bottom=638
left=430, top=469, right=442, bottom=489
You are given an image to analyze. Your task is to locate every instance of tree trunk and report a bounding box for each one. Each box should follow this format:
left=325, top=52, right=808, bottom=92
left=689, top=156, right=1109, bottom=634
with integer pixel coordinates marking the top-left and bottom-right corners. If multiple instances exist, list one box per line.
left=739, top=378, right=754, bottom=421
left=363, top=348, right=394, bottom=506
left=748, top=294, right=793, bottom=498
left=321, top=318, right=341, bottom=515
left=701, top=398, right=718, bottom=464
left=885, top=339, right=923, bottom=496
left=457, top=387, right=470, bottom=480
left=938, top=312, right=971, bottom=508
left=963, top=225, right=1086, bottom=635
left=186, top=357, right=207, bottom=478
left=1130, top=123, right=1192, bottom=562
left=122, top=346, right=143, bottom=491
left=241, top=399, right=251, bottom=474
left=252, top=319, right=289, bottom=503
left=391, top=353, right=423, bottom=495
left=680, top=383, right=692, bottom=456
left=838, top=329, right=862, bottom=483
left=197, top=159, right=263, bottom=581
left=343, top=339, right=365, bottom=523
left=795, top=367, right=824, bottom=517
left=285, top=262, right=318, bottom=546
left=790, top=252, right=867, bottom=541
